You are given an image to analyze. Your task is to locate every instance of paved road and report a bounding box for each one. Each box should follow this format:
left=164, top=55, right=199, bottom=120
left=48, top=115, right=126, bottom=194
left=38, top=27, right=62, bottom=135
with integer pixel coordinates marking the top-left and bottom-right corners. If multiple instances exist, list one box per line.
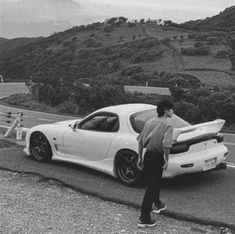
left=0, top=104, right=78, bottom=128
left=0, top=145, right=234, bottom=230
left=1, top=83, right=235, bottom=230
left=0, top=82, right=29, bottom=99
left=1, top=103, right=234, bottom=165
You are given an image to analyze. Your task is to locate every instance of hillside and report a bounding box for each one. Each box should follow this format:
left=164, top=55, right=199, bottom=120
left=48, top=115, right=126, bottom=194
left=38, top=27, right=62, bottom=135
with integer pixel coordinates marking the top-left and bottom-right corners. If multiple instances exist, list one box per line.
left=0, top=14, right=235, bottom=87
left=0, top=37, right=43, bottom=53
left=179, top=6, right=235, bottom=31
left=0, top=38, right=8, bottom=46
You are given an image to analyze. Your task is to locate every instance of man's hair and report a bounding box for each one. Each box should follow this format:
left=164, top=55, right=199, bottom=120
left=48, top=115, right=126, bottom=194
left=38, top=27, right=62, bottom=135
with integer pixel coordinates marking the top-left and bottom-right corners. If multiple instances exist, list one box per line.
left=157, top=100, right=173, bottom=117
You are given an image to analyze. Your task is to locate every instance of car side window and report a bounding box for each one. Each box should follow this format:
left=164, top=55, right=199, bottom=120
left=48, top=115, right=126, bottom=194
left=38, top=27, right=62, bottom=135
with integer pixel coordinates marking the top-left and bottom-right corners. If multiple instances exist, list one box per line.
left=79, top=113, right=119, bottom=132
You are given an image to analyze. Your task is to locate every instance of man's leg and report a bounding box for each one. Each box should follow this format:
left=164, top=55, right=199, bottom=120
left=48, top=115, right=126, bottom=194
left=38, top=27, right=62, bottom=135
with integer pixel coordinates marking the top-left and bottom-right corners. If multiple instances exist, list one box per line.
left=140, top=174, right=159, bottom=220
left=153, top=155, right=166, bottom=213
left=154, top=156, right=164, bottom=203
left=140, top=152, right=159, bottom=221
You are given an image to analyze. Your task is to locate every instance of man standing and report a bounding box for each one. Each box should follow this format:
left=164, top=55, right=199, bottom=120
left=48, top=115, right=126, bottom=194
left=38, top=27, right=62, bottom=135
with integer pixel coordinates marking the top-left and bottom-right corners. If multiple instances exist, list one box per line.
left=137, top=100, right=174, bottom=228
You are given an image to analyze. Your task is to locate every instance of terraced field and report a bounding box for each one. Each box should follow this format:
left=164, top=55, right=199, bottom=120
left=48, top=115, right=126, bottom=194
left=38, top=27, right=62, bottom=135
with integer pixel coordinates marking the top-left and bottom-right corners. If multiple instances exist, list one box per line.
left=183, top=70, right=235, bottom=87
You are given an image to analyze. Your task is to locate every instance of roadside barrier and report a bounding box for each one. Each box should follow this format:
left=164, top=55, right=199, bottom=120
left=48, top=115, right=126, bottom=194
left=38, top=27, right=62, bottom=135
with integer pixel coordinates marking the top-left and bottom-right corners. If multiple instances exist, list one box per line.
left=0, top=112, right=25, bottom=140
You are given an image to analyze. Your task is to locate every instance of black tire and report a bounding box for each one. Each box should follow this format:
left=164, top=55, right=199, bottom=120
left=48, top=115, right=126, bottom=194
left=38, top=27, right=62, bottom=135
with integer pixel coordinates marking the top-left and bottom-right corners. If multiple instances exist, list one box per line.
left=30, top=132, right=52, bottom=162
left=115, top=150, right=142, bottom=186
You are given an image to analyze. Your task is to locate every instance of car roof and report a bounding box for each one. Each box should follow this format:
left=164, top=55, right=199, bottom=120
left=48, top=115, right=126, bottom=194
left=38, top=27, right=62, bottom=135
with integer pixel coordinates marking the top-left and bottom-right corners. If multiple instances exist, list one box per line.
left=97, top=103, right=156, bottom=115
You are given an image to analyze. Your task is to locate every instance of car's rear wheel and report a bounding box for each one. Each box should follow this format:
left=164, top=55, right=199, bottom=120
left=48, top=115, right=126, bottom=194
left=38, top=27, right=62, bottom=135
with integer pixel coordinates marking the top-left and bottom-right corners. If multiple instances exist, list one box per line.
left=30, top=132, right=52, bottom=162
left=115, top=150, right=142, bottom=186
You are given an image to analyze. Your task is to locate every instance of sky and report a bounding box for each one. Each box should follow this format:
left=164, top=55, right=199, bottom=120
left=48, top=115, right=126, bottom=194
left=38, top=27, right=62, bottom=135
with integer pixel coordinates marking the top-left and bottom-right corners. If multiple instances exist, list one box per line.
left=0, top=0, right=234, bottom=38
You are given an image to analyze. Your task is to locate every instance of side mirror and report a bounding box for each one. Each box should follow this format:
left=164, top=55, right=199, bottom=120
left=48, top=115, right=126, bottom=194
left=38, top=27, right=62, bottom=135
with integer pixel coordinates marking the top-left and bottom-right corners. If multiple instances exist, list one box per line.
left=69, top=122, right=77, bottom=131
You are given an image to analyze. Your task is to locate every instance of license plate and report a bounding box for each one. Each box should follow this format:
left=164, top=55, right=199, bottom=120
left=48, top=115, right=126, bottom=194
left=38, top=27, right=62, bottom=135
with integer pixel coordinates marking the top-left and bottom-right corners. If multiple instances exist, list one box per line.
left=203, top=158, right=217, bottom=171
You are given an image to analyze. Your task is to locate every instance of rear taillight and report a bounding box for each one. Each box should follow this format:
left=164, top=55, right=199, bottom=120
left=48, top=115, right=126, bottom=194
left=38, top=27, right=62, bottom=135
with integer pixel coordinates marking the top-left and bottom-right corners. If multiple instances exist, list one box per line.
left=215, top=133, right=224, bottom=143
left=170, top=143, right=189, bottom=154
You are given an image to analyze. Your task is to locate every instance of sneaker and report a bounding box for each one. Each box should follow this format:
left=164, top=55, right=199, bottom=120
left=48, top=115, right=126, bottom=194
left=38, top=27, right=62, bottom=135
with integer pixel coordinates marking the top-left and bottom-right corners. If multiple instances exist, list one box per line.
left=138, top=218, right=157, bottom=228
left=152, top=201, right=166, bottom=214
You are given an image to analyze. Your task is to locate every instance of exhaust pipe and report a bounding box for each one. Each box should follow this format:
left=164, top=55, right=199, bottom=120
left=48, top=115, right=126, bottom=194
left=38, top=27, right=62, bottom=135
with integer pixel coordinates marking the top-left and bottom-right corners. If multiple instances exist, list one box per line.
left=216, top=163, right=227, bottom=170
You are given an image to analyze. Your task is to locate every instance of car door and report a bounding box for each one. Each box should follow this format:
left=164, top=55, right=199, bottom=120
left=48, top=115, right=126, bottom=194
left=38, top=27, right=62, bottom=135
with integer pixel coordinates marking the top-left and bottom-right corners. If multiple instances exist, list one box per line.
left=63, top=112, right=119, bottom=161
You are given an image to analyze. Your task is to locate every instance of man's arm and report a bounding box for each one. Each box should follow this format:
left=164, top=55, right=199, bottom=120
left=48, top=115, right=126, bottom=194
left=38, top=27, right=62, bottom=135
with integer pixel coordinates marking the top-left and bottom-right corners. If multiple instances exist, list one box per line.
left=162, top=125, right=173, bottom=170
left=163, top=148, right=170, bottom=170
left=137, top=142, right=144, bottom=170
left=138, top=143, right=143, bottom=161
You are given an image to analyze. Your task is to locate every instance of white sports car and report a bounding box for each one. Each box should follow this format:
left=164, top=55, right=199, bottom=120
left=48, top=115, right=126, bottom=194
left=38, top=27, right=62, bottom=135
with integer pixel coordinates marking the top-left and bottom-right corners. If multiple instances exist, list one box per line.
left=24, top=104, right=228, bottom=186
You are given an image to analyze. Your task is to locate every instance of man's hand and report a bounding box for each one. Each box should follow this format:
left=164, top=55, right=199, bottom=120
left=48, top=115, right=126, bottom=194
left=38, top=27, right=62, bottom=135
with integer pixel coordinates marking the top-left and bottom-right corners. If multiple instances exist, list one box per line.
left=163, top=149, right=170, bottom=171
left=137, top=157, right=144, bottom=171
left=162, top=159, right=168, bottom=170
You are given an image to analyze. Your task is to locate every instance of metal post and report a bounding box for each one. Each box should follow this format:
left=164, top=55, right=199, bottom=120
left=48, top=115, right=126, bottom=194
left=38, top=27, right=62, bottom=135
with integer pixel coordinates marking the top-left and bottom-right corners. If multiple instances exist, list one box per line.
left=4, top=118, right=19, bottom=138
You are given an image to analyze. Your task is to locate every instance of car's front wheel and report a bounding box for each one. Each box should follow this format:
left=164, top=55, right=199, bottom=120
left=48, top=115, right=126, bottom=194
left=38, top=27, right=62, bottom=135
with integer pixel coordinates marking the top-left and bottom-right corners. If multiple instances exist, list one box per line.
left=30, top=132, right=52, bottom=162
left=115, top=150, right=142, bottom=186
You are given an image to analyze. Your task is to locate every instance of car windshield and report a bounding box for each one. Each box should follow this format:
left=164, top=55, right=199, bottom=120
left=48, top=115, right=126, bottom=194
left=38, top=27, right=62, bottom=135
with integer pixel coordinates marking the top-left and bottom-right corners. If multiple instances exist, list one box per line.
left=130, top=109, right=190, bottom=133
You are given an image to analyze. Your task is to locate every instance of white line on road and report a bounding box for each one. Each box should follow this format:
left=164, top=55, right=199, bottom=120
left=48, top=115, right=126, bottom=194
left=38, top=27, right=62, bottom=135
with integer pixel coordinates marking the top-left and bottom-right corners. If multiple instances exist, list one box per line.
left=223, top=133, right=235, bottom=136
left=227, top=164, right=235, bottom=168
left=0, top=124, right=29, bottom=132
left=36, top=118, right=53, bottom=122
left=0, top=104, right=78, bottom=119
left=224, top=142, right=235, bottom=146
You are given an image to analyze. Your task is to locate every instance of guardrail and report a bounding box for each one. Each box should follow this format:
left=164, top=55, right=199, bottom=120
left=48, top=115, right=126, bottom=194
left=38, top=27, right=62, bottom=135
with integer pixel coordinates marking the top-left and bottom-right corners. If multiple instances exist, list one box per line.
left=0, top=111, right=27, bottom=140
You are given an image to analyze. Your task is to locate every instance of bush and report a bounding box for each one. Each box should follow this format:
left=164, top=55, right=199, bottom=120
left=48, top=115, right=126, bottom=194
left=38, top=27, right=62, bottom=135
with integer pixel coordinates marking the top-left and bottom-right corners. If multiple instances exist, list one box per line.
left=128, top=22, right=137, bottom=27
left=174, top=101, right=201, bottom=124
left=103, top=26, right=114, bottom=33
left=196, top=46, right=211, bottom=55
left=131, top=50, right=163, bottom=63
left=188, top=33, right=197, bottom=39
left=122, top=65, right=143, bottom=76
left=206, top=36, right=221, bottom=45
left=194, top=42, right=204, bottom=48
left=137, top=38, right=160, bottom=48
left=56, top=101, right=79, bottom=115
left=195, top=33, right=209, bottom=41
left=215, top=49, right=230, bottom=58
left=181, top=46, right=210, bottom=55
left=162, top=37, right=171, bottom=44
left=84, top=38, right=102, bottom=48
left=7, top=93, right=31, bottom=106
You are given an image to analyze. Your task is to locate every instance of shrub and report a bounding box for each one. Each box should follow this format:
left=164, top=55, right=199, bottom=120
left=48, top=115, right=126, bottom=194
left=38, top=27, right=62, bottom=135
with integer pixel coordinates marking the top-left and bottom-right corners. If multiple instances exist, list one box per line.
left=7, top=93, right=31, bottom=106
left=195, top=33, right=209, bottom=41
left=215, top=49, right=230, bottom=58
left=128, top=22, right=137, bottom=27
left=206, top=36, right=221, bottom=45
left=174, top=101, right=201, bottom=124
left=196, top=46, right=210, bottom=55
left=137, top=38, right=160, bottom=48
left=181, top=46, right=210, bottom=55
left=56, top=101, right=79, bottom=115
left=84, top=38, right=102, bottom=48
left=131, top=50, right=164, bottom=63
left=122, top=65, right=143, bottom=76
left=103, top=26, right=114, bottom=33
left=162, top=37, right=171, bottom=44
left=194, top=42, right=204, bottom=48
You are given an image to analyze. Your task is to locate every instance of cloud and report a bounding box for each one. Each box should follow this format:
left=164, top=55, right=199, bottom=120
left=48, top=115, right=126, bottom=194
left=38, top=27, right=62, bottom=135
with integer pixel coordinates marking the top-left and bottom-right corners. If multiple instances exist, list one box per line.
left=0, top=0, right=234, bottom=38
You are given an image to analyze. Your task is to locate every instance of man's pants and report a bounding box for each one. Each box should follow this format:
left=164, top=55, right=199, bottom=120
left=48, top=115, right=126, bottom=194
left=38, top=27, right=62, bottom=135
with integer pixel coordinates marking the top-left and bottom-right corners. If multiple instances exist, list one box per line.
left=140, top=150, right=164, bottom=221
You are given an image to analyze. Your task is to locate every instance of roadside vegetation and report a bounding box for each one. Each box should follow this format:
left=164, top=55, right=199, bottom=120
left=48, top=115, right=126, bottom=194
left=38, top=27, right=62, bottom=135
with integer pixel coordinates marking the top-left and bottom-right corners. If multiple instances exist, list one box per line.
left=1, top=7, right=235, bottom=131
left=2, top=68, right=235, bottom=133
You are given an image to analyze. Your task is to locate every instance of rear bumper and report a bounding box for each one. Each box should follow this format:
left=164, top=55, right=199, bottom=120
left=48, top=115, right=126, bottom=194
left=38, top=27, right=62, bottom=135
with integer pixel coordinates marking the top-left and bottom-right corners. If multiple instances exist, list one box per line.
left=164, top=144, right=228, bottom=178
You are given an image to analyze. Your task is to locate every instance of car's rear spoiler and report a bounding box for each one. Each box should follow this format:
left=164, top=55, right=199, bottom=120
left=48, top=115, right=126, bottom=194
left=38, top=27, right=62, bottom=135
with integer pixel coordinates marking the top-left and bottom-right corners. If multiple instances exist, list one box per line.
left=173, top=119, right=225, bottom=143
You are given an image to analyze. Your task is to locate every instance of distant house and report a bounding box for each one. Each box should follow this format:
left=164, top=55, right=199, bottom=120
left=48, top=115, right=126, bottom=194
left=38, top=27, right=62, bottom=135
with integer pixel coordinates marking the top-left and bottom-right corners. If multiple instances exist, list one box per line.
left=124, top=85, right=171, bottom=96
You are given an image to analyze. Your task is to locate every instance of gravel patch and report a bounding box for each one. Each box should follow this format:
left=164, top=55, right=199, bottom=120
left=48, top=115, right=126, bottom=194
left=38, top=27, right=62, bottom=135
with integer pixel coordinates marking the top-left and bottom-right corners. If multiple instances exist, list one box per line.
left=0, top=170, right=227, bottom=234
